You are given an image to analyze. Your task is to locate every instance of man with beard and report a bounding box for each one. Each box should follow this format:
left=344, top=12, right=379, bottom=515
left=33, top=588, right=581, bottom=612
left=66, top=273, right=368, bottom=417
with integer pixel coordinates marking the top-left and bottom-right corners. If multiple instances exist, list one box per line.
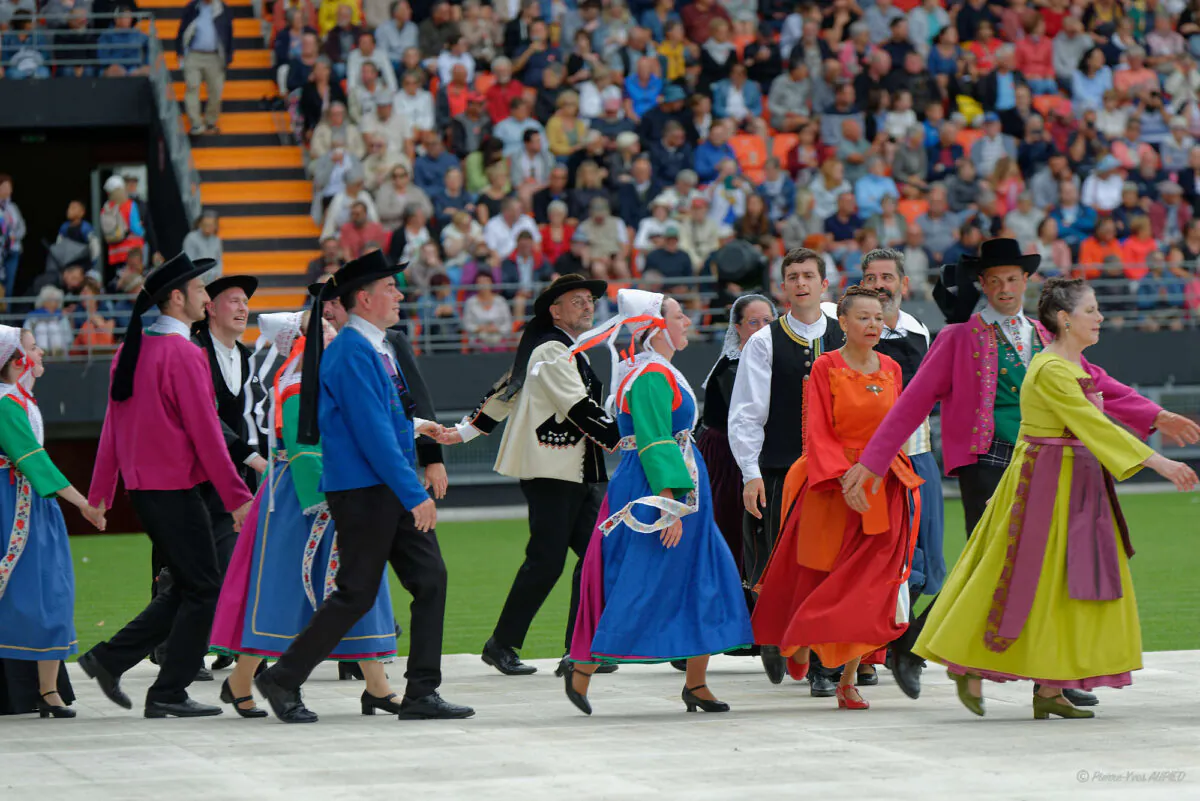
left=80, top=254, right=253, bottom=718
left=823, top=248, right=945, bottom=693
left=441, top=275, right=621, bottom=677
left=728, top=247, right=843, bottom=694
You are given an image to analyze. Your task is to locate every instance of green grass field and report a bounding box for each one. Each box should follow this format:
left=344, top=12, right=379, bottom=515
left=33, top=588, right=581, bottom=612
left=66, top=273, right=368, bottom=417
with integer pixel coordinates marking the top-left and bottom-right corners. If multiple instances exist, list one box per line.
left=68, top=493, right=1200, bottom=660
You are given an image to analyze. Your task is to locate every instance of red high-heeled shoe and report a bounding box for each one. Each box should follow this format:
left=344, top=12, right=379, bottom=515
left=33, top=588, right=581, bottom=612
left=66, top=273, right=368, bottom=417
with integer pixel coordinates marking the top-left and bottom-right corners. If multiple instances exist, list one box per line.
left=836, top=684, right=870, bottom=710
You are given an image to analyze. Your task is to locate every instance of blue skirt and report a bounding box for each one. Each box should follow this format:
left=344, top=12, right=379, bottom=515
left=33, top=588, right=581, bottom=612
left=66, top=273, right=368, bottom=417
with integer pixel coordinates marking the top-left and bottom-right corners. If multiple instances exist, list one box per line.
left=210, top=464, right=396, bottom=660
left=580, top=445, right=753, bottom=662
left=0, top=468, right=76, bottom=661
left=908, top=451, right=947, bottom=597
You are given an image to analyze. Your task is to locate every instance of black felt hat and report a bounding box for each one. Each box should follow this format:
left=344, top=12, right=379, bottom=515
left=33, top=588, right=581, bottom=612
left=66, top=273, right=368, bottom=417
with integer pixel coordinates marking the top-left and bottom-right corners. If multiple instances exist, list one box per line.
left=961, top=238, right=1041, bottom=278
left=297, top=250, right=402, bottom=445
left=532, top=273, right=607, bottom=320
left=111, top=253, right=216, bottom=401
left=204, top=274, right=259, bottom=302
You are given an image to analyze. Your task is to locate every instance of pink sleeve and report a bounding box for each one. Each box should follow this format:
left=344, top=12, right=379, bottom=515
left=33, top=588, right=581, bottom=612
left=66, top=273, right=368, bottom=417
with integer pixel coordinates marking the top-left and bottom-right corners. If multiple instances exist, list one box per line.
left=173, top=348, right=254, bottom=511
left=859, top=325, right=957, bottom=476
left=1083, top=357, right=1162, bottom=440
left=88, top=360, right=120, bottom=507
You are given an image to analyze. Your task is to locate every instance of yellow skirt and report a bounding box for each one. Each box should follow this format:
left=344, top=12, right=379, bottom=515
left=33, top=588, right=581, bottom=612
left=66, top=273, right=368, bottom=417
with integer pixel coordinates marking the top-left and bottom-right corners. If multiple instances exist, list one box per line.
left=914, top=442, right=1142, bottom=688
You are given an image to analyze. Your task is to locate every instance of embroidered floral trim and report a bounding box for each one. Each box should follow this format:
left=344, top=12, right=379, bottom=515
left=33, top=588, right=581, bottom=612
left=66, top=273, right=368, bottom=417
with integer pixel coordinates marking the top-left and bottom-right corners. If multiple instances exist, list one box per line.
left=0, top=461, right=32, bottom=603
left=603, top=432, right=699, bottom=536
left=301, top=506, right=335, bottom=611
left=983, top=443, right=1040, bottom=653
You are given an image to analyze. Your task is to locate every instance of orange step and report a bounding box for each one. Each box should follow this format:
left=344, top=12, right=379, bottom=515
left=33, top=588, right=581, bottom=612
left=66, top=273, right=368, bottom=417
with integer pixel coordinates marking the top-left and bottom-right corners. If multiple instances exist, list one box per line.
left=220, top=215, right=321, bottom=240
left=165, top=49, right=273, bottom=71
left=174, top=80, right=278, bottom=102
left=203, top=180, right=313, bottom=204
left=250, top=291, right=308, bottom=311
left=241, top=325, right=260, bottom=343
left=193, top=146, right=304, bottom=170
left=224, top=251, right=315, bottom=275
left=150, top=18, right=263, bottom=39
left=181, top=111, right=288, bottom=135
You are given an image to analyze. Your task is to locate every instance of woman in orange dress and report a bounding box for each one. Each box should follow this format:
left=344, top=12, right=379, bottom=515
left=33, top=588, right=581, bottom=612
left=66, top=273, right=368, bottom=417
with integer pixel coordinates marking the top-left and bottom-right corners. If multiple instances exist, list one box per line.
left=752, top=286, right=922, bottom=710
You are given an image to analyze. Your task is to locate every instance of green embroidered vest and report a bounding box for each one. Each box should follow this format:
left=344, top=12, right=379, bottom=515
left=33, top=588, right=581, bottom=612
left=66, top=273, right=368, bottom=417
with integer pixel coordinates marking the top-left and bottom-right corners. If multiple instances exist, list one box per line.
left=992, top=325, right=1044, bottom=444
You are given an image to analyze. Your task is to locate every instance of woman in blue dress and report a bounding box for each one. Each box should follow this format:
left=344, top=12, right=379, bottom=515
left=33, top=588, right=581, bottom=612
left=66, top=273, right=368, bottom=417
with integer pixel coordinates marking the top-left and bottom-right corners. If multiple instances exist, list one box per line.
left=210, top=312, right=416, bottom=718
left=564, top=290, right=753, bottom=715
left=0, top=326, right=107, bottom=718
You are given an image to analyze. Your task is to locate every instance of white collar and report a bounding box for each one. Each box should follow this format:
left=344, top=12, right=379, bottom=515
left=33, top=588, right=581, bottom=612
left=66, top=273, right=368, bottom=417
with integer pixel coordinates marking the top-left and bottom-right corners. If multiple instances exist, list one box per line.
left=347, top=314, right=387, bottom=350
left=980, top=305, right=1028, bottom=327
left=149, top=315, right=193, bottom=338
left=210, top=335, right=238, bottom=358
left=787, top=309, right=827, bottom=340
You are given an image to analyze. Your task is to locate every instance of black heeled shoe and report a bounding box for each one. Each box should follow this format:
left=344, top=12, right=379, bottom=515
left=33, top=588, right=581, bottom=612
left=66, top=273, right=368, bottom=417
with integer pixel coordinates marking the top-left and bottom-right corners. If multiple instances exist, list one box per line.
left=562, top=662, right=592, bottom=716
left=219, top=679, right=268, bottom=718
left=682, top=684, right=729, bottom=713
left=37, top=691, right=76, bottom=719
left=361, top=690, right=405, bottom=715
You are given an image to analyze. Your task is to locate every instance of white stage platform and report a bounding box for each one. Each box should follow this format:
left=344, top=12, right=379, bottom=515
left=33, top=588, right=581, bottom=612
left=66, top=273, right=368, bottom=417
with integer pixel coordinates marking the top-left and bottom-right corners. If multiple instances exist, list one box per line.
left=2, top=652, right=1198, bottom=800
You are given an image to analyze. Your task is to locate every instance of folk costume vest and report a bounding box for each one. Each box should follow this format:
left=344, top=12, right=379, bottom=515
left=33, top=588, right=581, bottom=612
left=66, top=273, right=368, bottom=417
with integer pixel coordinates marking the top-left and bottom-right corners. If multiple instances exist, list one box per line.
left=991, top=323, right=1045, bottom=446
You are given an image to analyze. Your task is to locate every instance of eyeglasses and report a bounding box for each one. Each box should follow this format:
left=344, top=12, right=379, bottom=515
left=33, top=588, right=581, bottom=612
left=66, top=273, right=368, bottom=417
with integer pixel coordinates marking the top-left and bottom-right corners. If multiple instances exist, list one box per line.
left=561, top=296, right=596, bottom=309
left=743, top=316, right=773, bottom=329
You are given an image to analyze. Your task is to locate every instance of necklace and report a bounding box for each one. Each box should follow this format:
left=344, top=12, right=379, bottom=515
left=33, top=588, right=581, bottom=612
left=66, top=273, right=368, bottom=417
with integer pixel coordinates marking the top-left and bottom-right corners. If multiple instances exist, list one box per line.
left=839, top=346, right=878, bottom=375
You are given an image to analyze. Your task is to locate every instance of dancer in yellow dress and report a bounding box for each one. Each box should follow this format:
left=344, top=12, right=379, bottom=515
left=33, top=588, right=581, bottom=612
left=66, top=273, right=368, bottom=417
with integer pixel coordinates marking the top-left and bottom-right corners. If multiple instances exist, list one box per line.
left=914, top=278, right=1199, bottom=720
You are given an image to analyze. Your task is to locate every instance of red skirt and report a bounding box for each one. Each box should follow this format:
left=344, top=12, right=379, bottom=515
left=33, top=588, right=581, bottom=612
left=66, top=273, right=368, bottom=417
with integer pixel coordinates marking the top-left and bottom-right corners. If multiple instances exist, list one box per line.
left=752, top=470, right=917, bottom=672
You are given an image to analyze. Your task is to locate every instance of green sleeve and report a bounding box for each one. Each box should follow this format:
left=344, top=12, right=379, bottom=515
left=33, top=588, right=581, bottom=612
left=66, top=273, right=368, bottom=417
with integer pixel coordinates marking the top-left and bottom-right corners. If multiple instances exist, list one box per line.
left=0, top=398, right=69, bottom=498
left=628, top=372, right=695, bottom=495
left=282, top=393, right=326, bottom=510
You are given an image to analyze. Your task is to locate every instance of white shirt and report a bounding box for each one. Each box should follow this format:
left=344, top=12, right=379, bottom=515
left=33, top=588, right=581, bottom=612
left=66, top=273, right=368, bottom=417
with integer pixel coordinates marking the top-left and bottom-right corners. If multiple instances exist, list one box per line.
left=149, top=315, right=192, bottom=338
left=392, top=89, right=436, bottom=138
left=347, top=314, right=432, bottom=434
left=210, top=336, right=242, bottom=396
left=980, top=304, right=1034, bottom=365
left=483, top=214, right=541, bottom=259
left=881, top=309, right=932, bottom=456
left=728, top=311, right=830, bottom=482
left=436, top=51, right=476, bottom=87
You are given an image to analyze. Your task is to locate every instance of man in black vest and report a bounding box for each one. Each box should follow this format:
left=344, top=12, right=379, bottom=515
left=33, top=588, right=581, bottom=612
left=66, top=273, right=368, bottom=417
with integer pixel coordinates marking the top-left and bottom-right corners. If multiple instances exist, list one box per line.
left=728, top=247, right=843, bottom=694
left=153, top=275, right=265, bottom=675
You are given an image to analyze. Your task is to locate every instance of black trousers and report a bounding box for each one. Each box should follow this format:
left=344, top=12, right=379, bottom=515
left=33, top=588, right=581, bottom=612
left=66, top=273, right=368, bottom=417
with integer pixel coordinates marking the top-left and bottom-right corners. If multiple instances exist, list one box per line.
left=742, top=467, right=790, bottom=592
left=89, top=485, right=222, bottom=703
left=494, top=479, right=603, bottom=652
left=152, top=483, right=237, bottom=599
left=891, top=461, right=1009, bottom=657
left=269, top=484, right=448, bottom=698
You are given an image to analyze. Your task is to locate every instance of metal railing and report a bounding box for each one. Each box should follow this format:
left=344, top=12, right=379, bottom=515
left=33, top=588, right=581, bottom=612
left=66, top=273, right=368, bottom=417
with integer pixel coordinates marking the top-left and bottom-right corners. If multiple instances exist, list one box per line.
left=1, top=12, right=202, bottom=223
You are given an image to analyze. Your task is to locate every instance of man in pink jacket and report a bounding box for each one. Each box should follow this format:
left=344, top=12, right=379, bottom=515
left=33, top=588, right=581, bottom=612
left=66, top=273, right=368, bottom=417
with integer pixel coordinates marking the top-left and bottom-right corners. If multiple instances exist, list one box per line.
left=842, top=239, right=1200, bottom=702
left=78, top=253, right=253, bottom=719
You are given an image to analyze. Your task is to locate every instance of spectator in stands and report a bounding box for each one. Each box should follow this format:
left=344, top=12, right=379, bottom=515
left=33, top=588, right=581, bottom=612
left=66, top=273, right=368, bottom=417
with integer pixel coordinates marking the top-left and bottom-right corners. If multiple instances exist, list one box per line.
left=459, top=0, right=496, bottom=68
left=387, top=205, right=432, bottom=273
left=622, top=55, right=663, bottom=123
left=462, top=273, right=513, bottom=351
left=476, top=160, right=513, bottom=219
left=432, top=166, right=475, bottom=228
left=70, top=278, right=116, bottom=356
left=299, top=56, right=347, bottom=136
left=443, top=209, right=484, bottom=256
left=2, top=13, right=51, bottom=79
left=97, top=5, right=149, bottom=76
left=865, top=193, right=907, bottom=249
left=322, top=4, right=362, bottom=77
left=375, top=164, right=432, bottom=231
left=284, top=30, right=319, bottom=92
left=971, top=112, right=1018, bottom=177
left=576, top=196, right=629, bottom=280
left=311, top=101, right=365, bottom=161
left=436, top=34, right=476, bottom=87
left=511, top=129, right=556, bottom=206
left=322, top=167, right=377, bottom=238
left=485, top=57, right=524, bottom=124
left=1015, top=13, right=1055, bottom=95
left=568, top=160, right=608, bottom=220
left=317, top=0, right=358, bottom=37
left=182, top=210, right=223, bottom=281
left=1082, top=155, right=1125, bottom=213
left=916, top=184, right=959, bottom=264
left=375, top=0, right=416, bottom=76
left=23, top=287, right=72, bottom=356
left=1111, top=182, right=1148, bottom=239
left=1151, top=181, right=1193, bottom=244
left=419, top=0, right=459, bottom=62
left=809, top=158, right=852, bottom=222
left=54, top=7, right=98, bottom=77
left=945, top=158, right=982, bottom=213
left=1005, top=191, right=1045, bottom=252
left=532, top=63, right=566, bottom=124
left=273, top=0, right=317, bottom=43
left=767, top=60, right=811, bottom=134
left=0, top=175, right=25, bottom=297
left=546, top=91, right=588, bottom=159
left=854, top=156, right=899, bottom=219
left=712, top=62, right=763, bottom=126
left=693, top=119, right=735, bottom=185
left=698, top=18, right=736, bottom=85
left=450, top=92, right=492, bottom=160
left=1136, top=253, right=1187, bottom=332
left=414, top=133, right=460, bottom=196
left=1121, top=216, right=1159, bottom=281
left=305, top=236, right=343, bottom=282
left=825, top=191, right=864, bottom=262
left=616, top=156, right=661, bottom=230
left=648, top=120, right=691, bottom=186
left=1048, top=179, right=1097, bottom=252
left=339, top=200, right=389, bottom=260
left=1094, top=255, right=1134, bottom=327
left=55, top=199, right=101, bottom=274
left=539, top=200, right=575, bottom=263
left=276, top=11, right=316, bottom=74
left=633, top=83, right=685, bottom=145
left=495, top=96, right=547, bottom=157
left=1031, top=217, right=1071, bottom=278
left=177, top=0, right=233, bottom=135
left=678, top=195, right=719, bottom=271
left=348, top=30, right=397, bottom=93
left=645, top=224, right=694, bottom=291
left=419, top=272, right=461, bottom=351
left=500, top=229, right=552, bottom=316
left=632, top=194, right=672, bottom=252
left=347, top=62, right=385, bottom=123
left=513, top=19, right=562, bottom=88
left=484, top=196, right=540, bottom=258
left=1053, top=13, right=1091, bottom=84
left=779, top=188, right=817, bottom=252
left=394, top=69, right=436, bottom=143
left=1077, top=217, right=1123, bottom=279
left=99, top=174, right=144, bottom=273
left=435, top=62, right=473, bottom=132
left=606, top=131, right=642, bottom=188
left=532, top=165, right=570, bottom=224
left=1071, top=47, right=1112, bottom=114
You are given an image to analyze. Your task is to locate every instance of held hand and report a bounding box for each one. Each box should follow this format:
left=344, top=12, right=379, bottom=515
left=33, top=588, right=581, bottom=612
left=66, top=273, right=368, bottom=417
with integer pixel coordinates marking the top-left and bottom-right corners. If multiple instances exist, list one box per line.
left=81, top=502, right=107, bottom=532
left=841, top=463, right=882, bottom=503
left=249, top=454, right=269, bottom=475
left=416, top=421, right=447, bottom=439
left=1146, top=454, right=1199, bottom=492
left=424, top=462, right=449, bottom=499
left=232, top=501, right=253, bottom=532
left=436, top=428, right=464, bottom=445
left=743, top=478, right=766, bottom=519
left=1154, top=410, right=1200, bottom=447
left=412, top=498, right=438, bottom=532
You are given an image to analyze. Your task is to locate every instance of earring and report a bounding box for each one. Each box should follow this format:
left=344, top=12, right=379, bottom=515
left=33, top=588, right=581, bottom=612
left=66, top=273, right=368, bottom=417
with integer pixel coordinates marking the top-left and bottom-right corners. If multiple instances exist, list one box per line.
left=1065, top=321, right=1071, bottom=331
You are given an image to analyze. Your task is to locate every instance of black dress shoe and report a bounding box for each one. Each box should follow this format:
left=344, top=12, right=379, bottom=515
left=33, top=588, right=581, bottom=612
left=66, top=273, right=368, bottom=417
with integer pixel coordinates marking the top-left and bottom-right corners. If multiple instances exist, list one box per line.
left=889, top=651, right=924, bottom=700
left=338, top=662, right=365, bottom=681
left=78, top=651, right=132, bottom=710
left=194, top=666, right=214, bottom=682
left=669, top=659, right=688, bottom=672
left=144, top=698, right=223, bottom=718
left=761, top=645, right=786, bottom=685
left=210, top=654, right=235, bottom=671
left=219, top=679, right=268, bottom=718
left=561, top=663, right=591, bottom=716
left=481, top=637, right=537, bottom=676
left=809, top=673, right=837, bottom=697
left=1061, top=687, right=1099, bottom=707
left=254, top=670, right=319, bottom=724
left=396, top=692, right=475, bottom=720
left=855, top=666, right=879, bottom=686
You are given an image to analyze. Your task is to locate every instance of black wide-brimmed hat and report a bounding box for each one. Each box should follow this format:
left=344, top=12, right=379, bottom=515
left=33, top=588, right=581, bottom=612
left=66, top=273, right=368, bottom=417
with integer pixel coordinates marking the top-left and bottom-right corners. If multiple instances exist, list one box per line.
left=961, top=238, right=1041, bottom=278
left=933, top=259, right=983, bottom=325
left=297, top=250, right=403, bottom=444
left=532, top=273, right=607, bottom=320
left=205, top=274, right=259, bottom=302
left=111, top=253, right=216, bottom=401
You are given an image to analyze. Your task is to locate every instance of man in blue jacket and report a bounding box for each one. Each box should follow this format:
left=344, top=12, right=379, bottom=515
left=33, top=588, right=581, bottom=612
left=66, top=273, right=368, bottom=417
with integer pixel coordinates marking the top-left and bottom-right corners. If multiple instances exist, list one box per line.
left=255, top=251, right=474, bottom=723
left=176, top=0, right=234, bottom=135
